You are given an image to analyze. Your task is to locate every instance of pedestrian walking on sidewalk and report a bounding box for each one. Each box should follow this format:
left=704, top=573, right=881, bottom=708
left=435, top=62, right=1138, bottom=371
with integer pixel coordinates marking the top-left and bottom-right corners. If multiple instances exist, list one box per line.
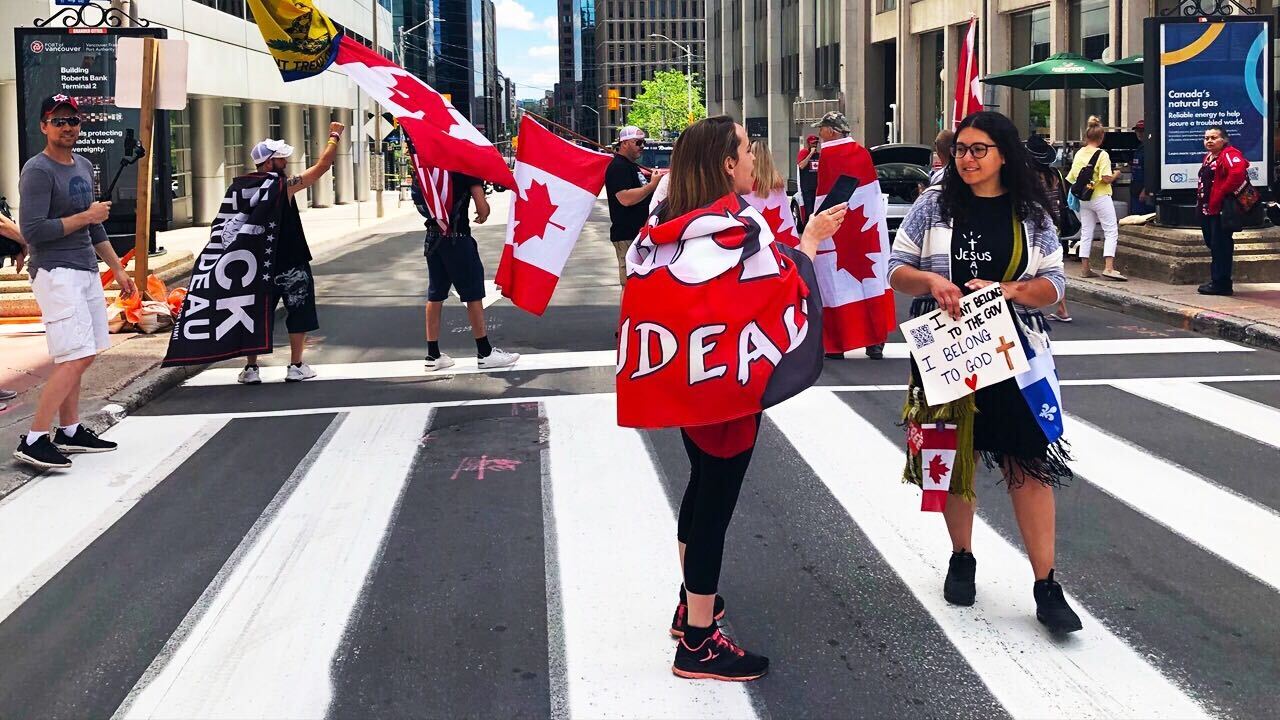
left=1066, top=116, right=1126, bottom=281
left=929, top=129, right=955, bottom=186
left=13, top=94, right=136, bottom=469
left=1197, top=125, right=1249, bottom=297
left=605, top=126, right=664, bottom=286
left=236, top=126, right=345, bottom=385
left=638, top=116, right=847, bottom=682
left=412, top=170, right=519, bottom=371
left=888, top=111, right=1082, bottom=634
left=1130, top=120, right=1154, bottom=216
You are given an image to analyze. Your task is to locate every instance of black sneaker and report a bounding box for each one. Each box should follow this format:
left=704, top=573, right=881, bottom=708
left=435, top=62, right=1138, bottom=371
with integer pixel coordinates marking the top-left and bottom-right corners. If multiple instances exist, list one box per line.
left=14, top=435, right=72, bottom=470
left=1197, top=283, right=1233, bottom=296
left=672, top=627, right=769, bottom=682
left=53, top=425, right=117, bottom=454
left=824, top=352, right=844, bottom=360
left=944, top=550, right=977, bottom=606
left=670, top=593, right=726, bottom=638
left=1034, top=569, right=1083, bottom=634
left=865, top=343, right=885, bottom=360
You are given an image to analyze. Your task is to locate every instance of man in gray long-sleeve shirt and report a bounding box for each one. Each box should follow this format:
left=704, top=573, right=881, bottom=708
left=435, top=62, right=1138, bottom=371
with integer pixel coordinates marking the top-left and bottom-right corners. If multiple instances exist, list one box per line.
left=13, top=93, right=136, bottom=470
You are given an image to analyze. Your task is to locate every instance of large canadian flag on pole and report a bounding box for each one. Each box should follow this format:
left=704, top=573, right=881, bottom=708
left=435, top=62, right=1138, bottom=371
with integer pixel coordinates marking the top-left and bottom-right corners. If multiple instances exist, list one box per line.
left=334, top=37, right=515, bottom=188
left=953, top=16, right=981, bottom=128
left=495, top=115, right=612, bottom=315
left=813, top=137, right=896, bottom=353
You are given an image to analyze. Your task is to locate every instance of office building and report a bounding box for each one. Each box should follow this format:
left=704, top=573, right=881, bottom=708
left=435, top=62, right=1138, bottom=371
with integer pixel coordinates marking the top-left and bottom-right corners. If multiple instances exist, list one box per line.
left=594, top=0, right=705, bottom=141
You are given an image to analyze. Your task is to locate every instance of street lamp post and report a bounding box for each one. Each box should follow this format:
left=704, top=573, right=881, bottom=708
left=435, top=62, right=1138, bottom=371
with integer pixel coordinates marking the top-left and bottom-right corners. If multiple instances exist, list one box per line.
left=649, top=33, right=698, bottom=125
left=581, top=105, right=601, bottom=144
left=398, top=7, right=440, bottom=70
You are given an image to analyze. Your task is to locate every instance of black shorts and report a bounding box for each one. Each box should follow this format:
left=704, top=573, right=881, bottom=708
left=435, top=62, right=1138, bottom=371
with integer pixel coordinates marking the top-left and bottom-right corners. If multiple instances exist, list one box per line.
left=425, top=233, right=485, bottom=303
left=270, top=264, right=319, bottom=334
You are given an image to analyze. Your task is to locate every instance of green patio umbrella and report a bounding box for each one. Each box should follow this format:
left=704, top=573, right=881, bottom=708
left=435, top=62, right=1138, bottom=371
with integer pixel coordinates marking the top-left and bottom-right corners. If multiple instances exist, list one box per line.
left=981, top=52, right=1143, bottom=91
left=1107, top=55, right=1144, bottom=77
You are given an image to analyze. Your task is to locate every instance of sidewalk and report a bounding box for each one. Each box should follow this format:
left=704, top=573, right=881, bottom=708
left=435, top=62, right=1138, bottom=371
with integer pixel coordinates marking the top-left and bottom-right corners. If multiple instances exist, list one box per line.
left=1065, top=262, right=1280, bottom=352
left=0, top=191, right=420, bottom=490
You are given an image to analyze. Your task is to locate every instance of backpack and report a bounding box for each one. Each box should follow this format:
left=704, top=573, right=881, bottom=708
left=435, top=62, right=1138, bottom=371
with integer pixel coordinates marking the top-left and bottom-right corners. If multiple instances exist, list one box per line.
left=1069, top=149, right=1103, bottom=202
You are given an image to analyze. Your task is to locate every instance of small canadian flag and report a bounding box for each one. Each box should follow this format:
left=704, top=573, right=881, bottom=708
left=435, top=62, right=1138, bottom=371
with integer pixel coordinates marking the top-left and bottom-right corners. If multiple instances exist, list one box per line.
left=495, top=115, right=612, bottom=315
left=920, top=422, right=958, bottom=512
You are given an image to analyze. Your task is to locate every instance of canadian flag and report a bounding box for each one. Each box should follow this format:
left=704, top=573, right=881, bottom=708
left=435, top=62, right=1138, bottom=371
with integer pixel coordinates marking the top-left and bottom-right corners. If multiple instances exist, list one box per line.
left=334, top=37, right=515, bottom=188
left=813, top=137, right=896, bottom=353
left=742, top=188, right=799, bottom=248
left=953, top=16, right=982, bottom=128
left=495, top=115, right=612, bottom=315
left=919, top=422, right=957, bottom=512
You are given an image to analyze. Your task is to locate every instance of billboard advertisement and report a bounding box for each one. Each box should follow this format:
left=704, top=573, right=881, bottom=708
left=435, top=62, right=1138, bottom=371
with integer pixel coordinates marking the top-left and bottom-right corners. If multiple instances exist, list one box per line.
left=14, top=26, right=171, bottom=233
left=1156, top=18, right=1270, bottom=191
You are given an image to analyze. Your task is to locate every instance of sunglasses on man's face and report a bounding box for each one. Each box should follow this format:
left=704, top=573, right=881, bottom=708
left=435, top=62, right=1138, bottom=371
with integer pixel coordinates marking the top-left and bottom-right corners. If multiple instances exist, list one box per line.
left=45, top=116, right=82, bottom=128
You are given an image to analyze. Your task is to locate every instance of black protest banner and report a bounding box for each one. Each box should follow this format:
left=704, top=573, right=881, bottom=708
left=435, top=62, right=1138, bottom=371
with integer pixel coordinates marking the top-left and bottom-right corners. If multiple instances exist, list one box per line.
left=162, top=173, right=284, bottom=366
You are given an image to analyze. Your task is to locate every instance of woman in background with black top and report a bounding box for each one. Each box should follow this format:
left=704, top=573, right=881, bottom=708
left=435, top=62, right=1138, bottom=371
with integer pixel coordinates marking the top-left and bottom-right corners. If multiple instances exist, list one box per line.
left=1026, top=134, right=1075, bottom=323
left=888, top=111, right=1083, bottom=633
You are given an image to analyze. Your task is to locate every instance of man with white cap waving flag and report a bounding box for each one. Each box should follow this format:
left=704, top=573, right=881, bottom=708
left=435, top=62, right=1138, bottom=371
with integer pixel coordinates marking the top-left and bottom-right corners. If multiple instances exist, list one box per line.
left=496, top=115, right=613, bottom=315
left=164, top=123, right=346, bottom=381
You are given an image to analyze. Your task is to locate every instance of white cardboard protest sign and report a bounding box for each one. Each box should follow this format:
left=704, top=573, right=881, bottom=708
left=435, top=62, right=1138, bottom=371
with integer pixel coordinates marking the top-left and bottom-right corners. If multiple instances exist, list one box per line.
left=114, top=38, right=189, bottom=110
left=900, top=286, right=1030, bottom=406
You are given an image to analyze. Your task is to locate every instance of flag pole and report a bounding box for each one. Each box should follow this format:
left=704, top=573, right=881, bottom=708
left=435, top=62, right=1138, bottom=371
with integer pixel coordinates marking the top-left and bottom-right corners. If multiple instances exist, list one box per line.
left=957, top=15, right=976, bottom=128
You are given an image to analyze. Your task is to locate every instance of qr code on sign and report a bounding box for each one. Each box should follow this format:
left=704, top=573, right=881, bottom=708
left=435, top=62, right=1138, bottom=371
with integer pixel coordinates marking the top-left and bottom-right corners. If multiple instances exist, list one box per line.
left=909, top=324, right=935, bottom=349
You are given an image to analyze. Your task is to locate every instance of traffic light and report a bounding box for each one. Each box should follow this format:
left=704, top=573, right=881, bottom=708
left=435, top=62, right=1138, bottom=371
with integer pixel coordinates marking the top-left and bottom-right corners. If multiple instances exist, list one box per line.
left=511, top=135, right=518, bottom=152
left=687, top=111, right=696, bottom=126
left=606, top=88, right=620, bottom=112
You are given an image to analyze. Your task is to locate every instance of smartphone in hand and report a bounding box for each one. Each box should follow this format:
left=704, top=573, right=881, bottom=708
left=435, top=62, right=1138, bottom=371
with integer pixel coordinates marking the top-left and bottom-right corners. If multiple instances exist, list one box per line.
left=817, top=174, right=860, bottom=214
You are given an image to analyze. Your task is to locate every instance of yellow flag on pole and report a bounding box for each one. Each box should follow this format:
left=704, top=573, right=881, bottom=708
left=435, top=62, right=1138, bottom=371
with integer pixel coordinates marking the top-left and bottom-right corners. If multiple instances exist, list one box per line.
left=245, top=0, right=340, bottom=81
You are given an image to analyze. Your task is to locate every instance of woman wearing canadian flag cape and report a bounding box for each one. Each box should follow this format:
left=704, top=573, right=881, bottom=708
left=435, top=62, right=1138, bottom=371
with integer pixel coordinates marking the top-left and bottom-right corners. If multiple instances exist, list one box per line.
left=616, top=117, right=848, bottom=681
left=888, top=111, right=1082, bottom=634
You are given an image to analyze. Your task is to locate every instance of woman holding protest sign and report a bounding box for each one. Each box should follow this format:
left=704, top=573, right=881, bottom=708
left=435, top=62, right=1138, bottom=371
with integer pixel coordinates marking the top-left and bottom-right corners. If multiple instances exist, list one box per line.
left=887, top=111, right=1081, bottom=633
left=618, top=116, right=847, bottom=680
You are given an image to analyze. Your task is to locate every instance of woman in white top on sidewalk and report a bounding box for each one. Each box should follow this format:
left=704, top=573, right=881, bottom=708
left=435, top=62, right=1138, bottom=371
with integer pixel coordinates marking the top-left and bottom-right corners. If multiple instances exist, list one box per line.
left=1066, top=117, right=1127, bottom=281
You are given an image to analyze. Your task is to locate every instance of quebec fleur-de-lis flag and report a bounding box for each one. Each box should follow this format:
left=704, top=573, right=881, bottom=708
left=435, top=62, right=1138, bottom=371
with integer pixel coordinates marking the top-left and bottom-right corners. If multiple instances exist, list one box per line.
left=246, top=0, right=341, bottom=81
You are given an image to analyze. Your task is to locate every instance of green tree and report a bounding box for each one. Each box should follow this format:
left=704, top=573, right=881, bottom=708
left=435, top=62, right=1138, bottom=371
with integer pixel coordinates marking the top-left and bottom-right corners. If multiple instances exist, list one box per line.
left=625, top=70, right=707, bottom=139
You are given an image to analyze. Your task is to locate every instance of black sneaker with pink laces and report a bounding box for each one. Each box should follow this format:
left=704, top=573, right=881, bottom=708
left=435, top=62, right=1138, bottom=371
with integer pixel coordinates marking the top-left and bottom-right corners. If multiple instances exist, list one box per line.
left=672, top=626, right=769, bottom=681
left=670, top=586, right=726, bottom=638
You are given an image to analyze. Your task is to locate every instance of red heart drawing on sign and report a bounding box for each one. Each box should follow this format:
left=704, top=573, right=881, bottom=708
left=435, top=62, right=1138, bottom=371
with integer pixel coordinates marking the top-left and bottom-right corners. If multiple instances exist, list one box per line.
left=964, top=375, right=979, bottom=391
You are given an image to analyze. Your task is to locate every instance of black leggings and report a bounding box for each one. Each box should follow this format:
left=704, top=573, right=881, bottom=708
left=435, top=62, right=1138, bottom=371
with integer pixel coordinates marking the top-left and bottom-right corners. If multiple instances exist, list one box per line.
left=676, top=430, right=758, bottom=595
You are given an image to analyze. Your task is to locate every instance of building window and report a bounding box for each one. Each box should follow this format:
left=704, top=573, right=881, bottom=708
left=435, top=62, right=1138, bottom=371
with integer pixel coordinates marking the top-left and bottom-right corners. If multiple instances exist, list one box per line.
left=168, top=108, right=191, bottom=203
left=1011, top=7, right=1052, bottom=137
left=268, top=106, right=282, bottom=139
left=223, top=103, right=244, bottom=186
left=1069, top=0, right=1110, bottom=132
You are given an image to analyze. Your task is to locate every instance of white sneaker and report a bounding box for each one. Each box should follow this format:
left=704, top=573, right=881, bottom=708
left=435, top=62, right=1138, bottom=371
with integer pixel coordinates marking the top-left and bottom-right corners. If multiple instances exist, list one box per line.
left=237, top=365, right=262, bottom=384
left=285, top=363, right=317, bottom=382
left=425, top=353, right=456, bottom=371
left=477, top=348, right=519, bottom=369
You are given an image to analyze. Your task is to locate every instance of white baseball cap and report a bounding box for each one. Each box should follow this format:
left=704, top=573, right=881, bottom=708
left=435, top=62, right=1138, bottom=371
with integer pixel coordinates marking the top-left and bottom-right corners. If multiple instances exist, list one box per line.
left=250, top=138, right=294, bottom=165
left=617, top=126, right=645, bottom=143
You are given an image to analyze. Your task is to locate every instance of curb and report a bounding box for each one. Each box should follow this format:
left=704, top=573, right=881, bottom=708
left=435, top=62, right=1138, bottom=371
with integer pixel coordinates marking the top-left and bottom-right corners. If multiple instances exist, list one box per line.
left=1068, top=279, right=1280, bottom=353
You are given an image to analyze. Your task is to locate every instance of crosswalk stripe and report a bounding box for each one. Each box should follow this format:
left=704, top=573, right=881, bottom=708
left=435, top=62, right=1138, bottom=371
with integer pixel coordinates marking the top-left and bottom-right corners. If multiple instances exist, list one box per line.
left=180, top=350, right=616, bottom=387
left=541, top=395, right=759, bottom=719
left=178, top=338, right=1250, bottom=387
left=0, top=417, right=227, bottom=624
left=767, top=389, right=1210, bottom=719
left=116, top=406, right=432, bottom=719
left=1113, top=379, right=1280, bottom=449
left=1067, top=416, right=1280, bottom=592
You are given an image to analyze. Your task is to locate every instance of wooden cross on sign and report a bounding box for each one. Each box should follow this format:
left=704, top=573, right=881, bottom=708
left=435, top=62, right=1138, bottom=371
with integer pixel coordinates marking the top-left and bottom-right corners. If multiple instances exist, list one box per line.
left=996, top=336, right=1018, bottom=370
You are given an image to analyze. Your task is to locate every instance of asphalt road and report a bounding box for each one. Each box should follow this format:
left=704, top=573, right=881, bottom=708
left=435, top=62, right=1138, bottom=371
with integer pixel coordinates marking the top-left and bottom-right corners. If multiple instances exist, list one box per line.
left=0, top=194, right=1277, bottom=719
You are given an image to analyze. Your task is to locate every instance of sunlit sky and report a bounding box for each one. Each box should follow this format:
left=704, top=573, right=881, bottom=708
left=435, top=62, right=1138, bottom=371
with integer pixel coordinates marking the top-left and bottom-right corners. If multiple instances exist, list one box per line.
left=493, top=0, right=560, bottom=101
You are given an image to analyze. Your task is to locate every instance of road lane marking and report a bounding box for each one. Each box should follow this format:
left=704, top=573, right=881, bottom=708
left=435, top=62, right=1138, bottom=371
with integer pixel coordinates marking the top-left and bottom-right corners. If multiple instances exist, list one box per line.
left=1068, top=416, right=1280, bottom=592
left=768, top=389, right=1211, bottom=719
left=181, top=338, right=1254, bottom=388
left=116, top=406, right=431, bottom=720
left=1114, top=379, right=1280, bottom=449
left=542, top=394, right=758, bottom=719
left=0, top=417, right=227, bottom=624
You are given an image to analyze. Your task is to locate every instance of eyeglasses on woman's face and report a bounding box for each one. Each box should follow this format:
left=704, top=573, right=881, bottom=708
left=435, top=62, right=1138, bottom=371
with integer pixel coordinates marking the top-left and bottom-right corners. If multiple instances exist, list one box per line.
left=951, top=142, right=995, bottom=160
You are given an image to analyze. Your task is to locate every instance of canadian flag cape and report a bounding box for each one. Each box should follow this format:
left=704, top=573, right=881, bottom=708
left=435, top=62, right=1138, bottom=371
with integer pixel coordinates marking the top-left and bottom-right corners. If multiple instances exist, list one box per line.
left=616, top=194, right=825, bottom=429
left=334, top=37, right=515, bottom=188
left=742, top=188, right=799, bottom=247
left=814, top=137, right=896, bottom=353
left=495, top=115, right=612, bottom=315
